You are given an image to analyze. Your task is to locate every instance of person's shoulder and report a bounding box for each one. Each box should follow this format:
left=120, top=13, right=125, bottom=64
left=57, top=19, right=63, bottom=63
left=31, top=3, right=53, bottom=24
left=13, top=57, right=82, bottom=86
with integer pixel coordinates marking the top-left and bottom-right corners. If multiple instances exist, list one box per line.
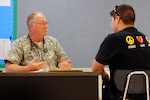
left=107, top=27, right=139, bottom=42
left=104, top=31, right=125, bottom=43
left=109, top=28, right=131, bottom=38
left=45, top=35, right=58, bottom=42
left=105, top=33, right=120, bottom=39
left=12, top=35, right=28, bottom=44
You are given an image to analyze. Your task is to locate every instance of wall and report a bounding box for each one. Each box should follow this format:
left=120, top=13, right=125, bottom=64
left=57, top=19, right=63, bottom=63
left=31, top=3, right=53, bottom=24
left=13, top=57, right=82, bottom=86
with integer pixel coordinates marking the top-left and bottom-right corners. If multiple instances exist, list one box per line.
left=18, top=0, right=150, bottom=68
left=0, top=0, right=17, bottom=68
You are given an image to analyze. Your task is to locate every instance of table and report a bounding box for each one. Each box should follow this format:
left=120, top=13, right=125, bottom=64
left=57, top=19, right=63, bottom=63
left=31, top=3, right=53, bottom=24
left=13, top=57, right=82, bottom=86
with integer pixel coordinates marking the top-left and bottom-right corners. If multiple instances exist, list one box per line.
left=0, top=71, right=100, bottom=100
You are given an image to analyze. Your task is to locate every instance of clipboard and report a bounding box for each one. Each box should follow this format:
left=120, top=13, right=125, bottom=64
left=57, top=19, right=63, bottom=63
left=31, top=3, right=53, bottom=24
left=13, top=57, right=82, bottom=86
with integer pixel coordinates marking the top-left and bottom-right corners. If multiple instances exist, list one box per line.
left=48, top=69, right=83, bottom=72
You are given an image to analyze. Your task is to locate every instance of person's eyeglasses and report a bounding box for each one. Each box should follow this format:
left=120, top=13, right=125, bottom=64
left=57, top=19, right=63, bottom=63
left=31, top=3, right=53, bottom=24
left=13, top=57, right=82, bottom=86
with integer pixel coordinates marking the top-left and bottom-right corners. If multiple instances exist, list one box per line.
left=31, top=22, right=49, bottom=26
left=113, top=6, right=120, bottom=16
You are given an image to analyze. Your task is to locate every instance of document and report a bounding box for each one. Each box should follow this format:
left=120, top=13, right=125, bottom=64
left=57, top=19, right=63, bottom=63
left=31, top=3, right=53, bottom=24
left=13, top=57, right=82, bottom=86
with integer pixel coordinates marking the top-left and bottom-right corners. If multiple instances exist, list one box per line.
left=0, top=38, right=11, bottom=59
left=49, top=69, right=83, bottom=72
left=0, top=0, right=10, bottom=6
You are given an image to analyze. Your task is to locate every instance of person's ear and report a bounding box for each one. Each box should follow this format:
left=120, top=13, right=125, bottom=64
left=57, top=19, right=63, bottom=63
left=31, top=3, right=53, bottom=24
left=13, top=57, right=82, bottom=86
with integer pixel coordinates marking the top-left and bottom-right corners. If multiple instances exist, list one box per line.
left=29, top=23, right=34, bottom=30
left=115, top=16, right=121, bottom=24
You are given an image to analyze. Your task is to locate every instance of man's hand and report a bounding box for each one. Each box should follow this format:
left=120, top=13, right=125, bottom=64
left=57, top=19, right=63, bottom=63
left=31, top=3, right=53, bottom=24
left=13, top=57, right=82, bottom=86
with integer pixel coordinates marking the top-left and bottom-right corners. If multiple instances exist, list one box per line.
left=58, top=59, right=71, bottom=70
left=28, top=57, right=47, bottom=71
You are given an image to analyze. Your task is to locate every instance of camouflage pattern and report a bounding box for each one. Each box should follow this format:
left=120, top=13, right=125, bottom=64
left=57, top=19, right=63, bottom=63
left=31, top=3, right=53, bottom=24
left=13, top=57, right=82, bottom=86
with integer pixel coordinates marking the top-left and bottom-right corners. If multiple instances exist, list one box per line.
left=5, top=35, right=67, bottom=71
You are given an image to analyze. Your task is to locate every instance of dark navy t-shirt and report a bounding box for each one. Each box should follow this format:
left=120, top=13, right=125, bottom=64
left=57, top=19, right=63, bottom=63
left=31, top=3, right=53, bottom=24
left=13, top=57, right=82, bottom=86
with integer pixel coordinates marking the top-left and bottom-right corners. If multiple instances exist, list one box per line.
left=96, top=27, right=150, bottom=70
left=95, top=27, right=150, bottom=93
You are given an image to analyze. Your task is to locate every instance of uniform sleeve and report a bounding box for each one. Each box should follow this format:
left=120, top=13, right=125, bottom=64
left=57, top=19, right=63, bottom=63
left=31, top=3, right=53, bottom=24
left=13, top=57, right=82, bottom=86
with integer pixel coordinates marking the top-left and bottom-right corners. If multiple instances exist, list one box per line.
left=47, top=36, right=67, bottom=62
left=4, top=39, right=24, bottom=64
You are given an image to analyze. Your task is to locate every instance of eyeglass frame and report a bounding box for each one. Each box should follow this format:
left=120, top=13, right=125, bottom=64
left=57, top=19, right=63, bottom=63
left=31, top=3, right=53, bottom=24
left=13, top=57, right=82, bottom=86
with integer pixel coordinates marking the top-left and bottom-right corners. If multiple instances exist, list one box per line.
left=30, top=21, right=49, bottom=26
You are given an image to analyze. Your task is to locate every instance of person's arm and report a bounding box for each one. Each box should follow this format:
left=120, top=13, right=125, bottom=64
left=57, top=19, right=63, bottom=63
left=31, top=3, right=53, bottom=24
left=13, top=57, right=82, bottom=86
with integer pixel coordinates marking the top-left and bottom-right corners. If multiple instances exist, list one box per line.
left=92, top=59, right=109, bottom=81
left=5, top=57, right=47, bottom=72
left=58, top=59, right=71, bottom=70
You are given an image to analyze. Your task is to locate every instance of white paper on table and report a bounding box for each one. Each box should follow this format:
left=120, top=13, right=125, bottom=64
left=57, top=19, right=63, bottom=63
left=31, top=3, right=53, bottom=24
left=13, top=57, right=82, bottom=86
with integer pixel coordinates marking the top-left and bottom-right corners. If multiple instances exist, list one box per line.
left=0, top=38, right=11, bottom=59
left=0, top=0, right=10, bottom=6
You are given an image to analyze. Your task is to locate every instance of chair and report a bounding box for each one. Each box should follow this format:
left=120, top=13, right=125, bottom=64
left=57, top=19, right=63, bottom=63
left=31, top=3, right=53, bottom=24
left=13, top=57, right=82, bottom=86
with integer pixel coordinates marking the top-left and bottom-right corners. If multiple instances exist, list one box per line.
left=114, top=70, right=150, bottom=100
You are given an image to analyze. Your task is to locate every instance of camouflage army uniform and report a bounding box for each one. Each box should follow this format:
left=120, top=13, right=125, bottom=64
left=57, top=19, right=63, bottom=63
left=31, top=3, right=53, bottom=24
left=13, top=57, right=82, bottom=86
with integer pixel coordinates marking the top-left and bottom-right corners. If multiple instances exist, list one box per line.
left=5, top=35, right=67, bottom=72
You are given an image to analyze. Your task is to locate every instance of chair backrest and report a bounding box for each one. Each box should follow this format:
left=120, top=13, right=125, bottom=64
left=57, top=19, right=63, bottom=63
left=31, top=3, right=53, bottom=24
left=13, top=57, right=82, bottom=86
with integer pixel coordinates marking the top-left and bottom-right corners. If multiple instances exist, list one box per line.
left=114, top=69, right=150, bottom=94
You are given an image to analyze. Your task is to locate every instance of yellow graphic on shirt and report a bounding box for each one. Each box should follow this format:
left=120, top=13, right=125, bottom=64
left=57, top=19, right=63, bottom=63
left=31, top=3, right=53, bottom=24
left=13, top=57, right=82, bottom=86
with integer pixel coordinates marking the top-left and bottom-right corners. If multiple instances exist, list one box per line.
left=146, top=36, right=150, bottom=44
left=126, top=36, right=134, bottom=45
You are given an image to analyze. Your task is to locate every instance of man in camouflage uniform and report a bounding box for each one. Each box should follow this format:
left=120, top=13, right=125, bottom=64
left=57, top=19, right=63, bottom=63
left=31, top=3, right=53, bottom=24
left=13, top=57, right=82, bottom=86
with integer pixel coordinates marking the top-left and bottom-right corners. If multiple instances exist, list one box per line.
left=5, top=12, right=71, bottom=72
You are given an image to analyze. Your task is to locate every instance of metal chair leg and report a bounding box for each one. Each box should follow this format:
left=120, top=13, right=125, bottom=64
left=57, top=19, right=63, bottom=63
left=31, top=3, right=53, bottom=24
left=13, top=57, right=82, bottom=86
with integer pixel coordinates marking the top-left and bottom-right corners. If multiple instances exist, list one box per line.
left=122, top=71, right=149, bottom=100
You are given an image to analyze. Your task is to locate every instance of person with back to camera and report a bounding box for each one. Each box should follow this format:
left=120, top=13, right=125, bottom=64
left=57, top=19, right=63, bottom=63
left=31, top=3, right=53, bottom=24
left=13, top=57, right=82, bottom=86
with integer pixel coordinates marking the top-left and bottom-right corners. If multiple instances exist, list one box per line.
left=91, top=4, right=150, bottom=100
left=4, top=11, right=71, bottom=72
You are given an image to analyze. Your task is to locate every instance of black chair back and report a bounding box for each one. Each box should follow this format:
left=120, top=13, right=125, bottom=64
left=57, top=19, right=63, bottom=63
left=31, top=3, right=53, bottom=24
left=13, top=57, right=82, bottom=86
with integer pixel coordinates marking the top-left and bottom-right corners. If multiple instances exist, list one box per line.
left=114, top=70, right=148, bottom=94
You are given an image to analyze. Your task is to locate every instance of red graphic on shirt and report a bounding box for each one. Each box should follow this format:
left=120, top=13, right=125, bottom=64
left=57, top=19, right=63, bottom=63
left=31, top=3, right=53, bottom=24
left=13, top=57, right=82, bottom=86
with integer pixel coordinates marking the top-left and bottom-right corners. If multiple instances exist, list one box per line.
left=136, top=36, right=143, bottom=44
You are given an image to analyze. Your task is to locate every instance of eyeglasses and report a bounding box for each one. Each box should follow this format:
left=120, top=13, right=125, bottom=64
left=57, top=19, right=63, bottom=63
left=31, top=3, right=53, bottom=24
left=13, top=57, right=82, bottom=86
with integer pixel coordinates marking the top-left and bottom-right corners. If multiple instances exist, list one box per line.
left=113, top=6, right=120, bottom=16
left=31, top=22, right=49, bottom=26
